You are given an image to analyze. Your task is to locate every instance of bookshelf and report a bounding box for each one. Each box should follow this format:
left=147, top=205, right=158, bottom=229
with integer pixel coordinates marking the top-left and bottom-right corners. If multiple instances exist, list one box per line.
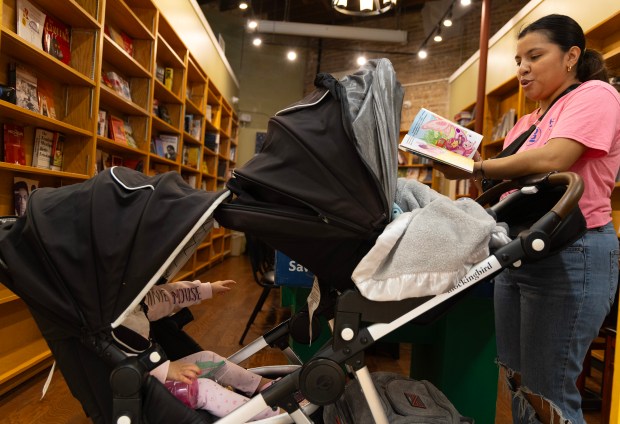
left=398, top=131, right=438, bottom=190
left=0, top=0, right=238, bottom=394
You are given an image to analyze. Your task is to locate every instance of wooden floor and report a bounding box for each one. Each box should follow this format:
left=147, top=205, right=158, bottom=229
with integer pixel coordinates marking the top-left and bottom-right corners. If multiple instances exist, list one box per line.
left=0, top=255, right=603, bottom=423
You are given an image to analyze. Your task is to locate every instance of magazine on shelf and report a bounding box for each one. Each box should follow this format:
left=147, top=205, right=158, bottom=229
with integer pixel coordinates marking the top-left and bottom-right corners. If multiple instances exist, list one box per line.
left=3, top=123, right=26, bottom=165
left=43, top=14, right=71, bottom=64
left=399, top=108, right=483, bottom=173
left=16, top=0, right=45, bottom=50
left=10, top=63, right=39, bottom=113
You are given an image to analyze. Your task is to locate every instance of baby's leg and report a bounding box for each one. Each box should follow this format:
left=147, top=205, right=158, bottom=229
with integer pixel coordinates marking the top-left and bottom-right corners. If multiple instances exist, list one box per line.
left=196, top=378, right=279, bottom=420
left=181, top=350, right=261, bottom=396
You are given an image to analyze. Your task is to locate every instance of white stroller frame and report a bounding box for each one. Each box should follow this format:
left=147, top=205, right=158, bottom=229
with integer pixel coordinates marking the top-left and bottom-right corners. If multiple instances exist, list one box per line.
left=219, top=172, right=584, bottom=424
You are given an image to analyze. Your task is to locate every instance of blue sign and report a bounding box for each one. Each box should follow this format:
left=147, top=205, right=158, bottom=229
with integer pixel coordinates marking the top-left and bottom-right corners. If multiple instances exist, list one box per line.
left=274, top=251, right=314, bottom=288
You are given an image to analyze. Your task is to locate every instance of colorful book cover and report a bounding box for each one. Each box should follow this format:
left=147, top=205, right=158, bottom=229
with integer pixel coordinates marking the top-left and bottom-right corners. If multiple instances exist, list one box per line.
left=13, top=176, right=39, bottom=217
left=109, top=115, right=127, bottom=144
left=399, top=108, right=483, bottom=173
left=97, top=110, right=108, bottom=137
left=159, top=134, right=178, bottom=161
left=3, top=123, right=26, bottom=165
left=183, top=145, right=199, bottom=168
left=164, top=68, right=173, bottom=90
left=16, top=0, right=45, bottom=50
left=43, top=14, right=71, bottom=64
left=32, top=128, right=56, bottom=169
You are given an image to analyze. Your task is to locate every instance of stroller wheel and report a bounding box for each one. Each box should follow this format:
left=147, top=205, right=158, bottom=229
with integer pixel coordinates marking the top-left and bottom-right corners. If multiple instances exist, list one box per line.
left=299, top=358, right=345, bottom=405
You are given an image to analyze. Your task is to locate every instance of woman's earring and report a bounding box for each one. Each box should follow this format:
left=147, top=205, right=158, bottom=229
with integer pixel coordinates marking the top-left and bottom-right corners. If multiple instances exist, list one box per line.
left=567, top=64, right=573, bottom=72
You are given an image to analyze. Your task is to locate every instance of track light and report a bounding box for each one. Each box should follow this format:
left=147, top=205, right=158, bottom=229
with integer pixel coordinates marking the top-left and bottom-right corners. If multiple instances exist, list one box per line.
left=443, top=12, right=453, bottom=27
left=247, top=20, right=258, bottom=30
left=252, top=37, right=262, bottom=46
left=239, top=1, right=248, bottom=10
left=433, top=27, right=442, bottom=42
left=460, top=0, right=471, bottom=5
left=357, top=56, right=367, bottom=66
left=418, top=49, right=428, bottom=59
left=287, top=50, right=297, bottom=61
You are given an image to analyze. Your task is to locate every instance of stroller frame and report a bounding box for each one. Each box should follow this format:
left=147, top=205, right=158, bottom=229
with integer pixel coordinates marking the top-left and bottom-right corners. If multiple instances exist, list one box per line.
left=218, top=172, right=584, bottom=423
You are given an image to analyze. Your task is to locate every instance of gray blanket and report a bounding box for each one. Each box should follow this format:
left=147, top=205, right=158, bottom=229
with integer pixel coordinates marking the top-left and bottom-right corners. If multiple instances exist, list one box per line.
left=352, top=178, right=509, bottom=300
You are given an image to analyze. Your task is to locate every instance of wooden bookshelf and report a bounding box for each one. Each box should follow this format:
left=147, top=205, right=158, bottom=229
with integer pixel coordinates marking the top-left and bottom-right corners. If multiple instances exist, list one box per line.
left=0, top=0, right=238, bottom=395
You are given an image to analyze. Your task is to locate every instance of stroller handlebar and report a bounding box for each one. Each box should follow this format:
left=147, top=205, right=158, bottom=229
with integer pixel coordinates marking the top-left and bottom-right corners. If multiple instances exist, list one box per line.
left=476, top=171, right=584, bottom=220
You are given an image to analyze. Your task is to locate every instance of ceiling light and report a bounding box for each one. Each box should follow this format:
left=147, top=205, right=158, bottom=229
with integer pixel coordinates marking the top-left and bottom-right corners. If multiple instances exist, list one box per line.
left=252, top=37, right=262, bottom=46
left=357, top=56, right=367, bottom=66
left=417, top=49, right=428, bottom=59
left=287, top=51, right=297, bottom=61
left=433, top=27, right=442, bottom=42
left=247, top=20, right=258, bottom=30
left=332, top=0, right=397, bottom=16
left=460, top=0, right=471, bottom=5
left=443, top=11, right=453, bottom=27
left=239, top=2, right=248, bottom=10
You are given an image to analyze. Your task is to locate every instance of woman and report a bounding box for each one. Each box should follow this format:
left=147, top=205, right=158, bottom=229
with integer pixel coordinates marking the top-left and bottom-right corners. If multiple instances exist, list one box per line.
left=438, top=14, right=620, bottom=423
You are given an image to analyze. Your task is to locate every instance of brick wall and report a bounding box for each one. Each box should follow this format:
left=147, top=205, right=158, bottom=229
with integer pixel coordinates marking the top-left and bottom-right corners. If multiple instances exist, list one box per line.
left=303, top=0, right=527, bottom=130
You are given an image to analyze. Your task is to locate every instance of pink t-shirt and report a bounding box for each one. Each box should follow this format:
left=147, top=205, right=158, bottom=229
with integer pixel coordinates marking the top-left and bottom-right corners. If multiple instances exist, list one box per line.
left=503, top=80, right=620, bottom=228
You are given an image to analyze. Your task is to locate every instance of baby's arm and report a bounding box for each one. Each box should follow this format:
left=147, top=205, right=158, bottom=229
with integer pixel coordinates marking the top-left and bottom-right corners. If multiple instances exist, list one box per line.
left=150, top=360, right=201, bottom=384
left=144, top=280, right=236, bottom=321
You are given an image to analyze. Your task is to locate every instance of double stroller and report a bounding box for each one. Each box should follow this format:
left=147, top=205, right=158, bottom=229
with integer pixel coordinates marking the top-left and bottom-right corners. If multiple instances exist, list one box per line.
left=0, top=59, right=585, bottom=424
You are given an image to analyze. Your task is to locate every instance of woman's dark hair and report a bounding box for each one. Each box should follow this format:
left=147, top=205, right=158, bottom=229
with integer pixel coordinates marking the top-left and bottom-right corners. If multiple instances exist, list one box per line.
left=518, top=14, right=608, bottom=82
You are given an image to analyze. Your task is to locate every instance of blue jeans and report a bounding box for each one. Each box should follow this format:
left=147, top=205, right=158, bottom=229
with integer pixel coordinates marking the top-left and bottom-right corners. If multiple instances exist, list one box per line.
left=494, top=222, right=619, bottom=423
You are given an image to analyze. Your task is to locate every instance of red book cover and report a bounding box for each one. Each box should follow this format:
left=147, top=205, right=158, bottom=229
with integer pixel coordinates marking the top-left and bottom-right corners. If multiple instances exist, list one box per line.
left=43, top=14, right=71, bottom=65
left=3, top=123, right=26, bottom=165
left=109, top=115, right=128, bottom=144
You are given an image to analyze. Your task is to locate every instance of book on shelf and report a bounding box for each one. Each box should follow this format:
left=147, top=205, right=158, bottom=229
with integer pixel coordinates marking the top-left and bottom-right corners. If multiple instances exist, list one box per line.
left=157, top=134, right=179, bottom=161
left=108, top=115, right=128, bottom=144
left=155, top=64, right=165, bottom=84
left=158, top=104, right=172, bottom=124
left=43, top=14, right=71, bottom=64
left=164, top=68, right=173, bottom=90
left=32, top=128, right=59, bottom=169
left=205, top=104, right=213, bottom=122
left=182, top=145, right=200, bottom=168
left=50, top=133, right=64, bottom=171
left=97, top=110, right=108, bottom=137
left=13, top=176, right=39, bottom=217
left=10, top=63, right=39, bottom=113
left=3, top=123, right=26, bottom=165
left=399, top=108, right=483, bottom=173
left=204, top=132, right=219, bottom=152
left=16, top=0, right=45, bottom=50
left=124, top=121, right=137, bottom=148
left=37, top=78, right=56, bottom=119
left=106, top=71, right=131, bottom=101
left=105, top=25, right=133, bottom=56
left=0, top=84, right=16, bottom=103
left=491, top=108, right=516, bottom=141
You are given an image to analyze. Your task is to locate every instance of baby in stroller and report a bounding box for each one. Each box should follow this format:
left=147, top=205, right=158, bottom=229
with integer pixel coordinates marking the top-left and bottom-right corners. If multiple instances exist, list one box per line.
left=115, top=278, right=282, bottom=421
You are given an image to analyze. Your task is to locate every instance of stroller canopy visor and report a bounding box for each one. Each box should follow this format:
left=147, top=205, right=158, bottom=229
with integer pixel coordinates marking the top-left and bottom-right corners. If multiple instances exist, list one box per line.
left=0, top=167, right=227, bottom=338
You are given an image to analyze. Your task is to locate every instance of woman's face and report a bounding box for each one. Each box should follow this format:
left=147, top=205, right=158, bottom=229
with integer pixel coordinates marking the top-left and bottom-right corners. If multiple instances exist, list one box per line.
left=515, top=31, right=577, bottom=107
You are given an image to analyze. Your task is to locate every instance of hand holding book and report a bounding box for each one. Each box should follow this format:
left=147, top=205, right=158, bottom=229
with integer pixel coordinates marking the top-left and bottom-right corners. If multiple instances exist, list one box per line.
left=399, top=108, right=483, bottom=173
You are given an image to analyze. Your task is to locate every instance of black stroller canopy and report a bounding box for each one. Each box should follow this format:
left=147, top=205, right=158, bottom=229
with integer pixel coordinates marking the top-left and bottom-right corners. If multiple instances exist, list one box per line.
left=0, top=167, right=227, bottom=337
left=216, top=59, right=404, bottom=290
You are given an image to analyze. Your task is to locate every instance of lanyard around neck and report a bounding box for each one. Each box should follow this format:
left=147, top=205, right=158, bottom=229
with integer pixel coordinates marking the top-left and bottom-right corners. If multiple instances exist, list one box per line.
left=494, top=83, right=580, bottom=159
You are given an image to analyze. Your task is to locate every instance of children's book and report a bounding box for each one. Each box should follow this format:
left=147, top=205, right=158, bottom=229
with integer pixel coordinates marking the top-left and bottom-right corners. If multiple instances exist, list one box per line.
left=3, top=123, right=26, bottom=165
left=159, top=134, right=179, bottom=161
left=97, top=109, right=108, bottom=137
left=13, top=176, right=39, bottom=217
left=16, top=0, right=45, bottom=50
left=32, top=128, right=57, bottom=169
left=399, top=108, right=483, bottom=173
left=43, top=14, right=71, bottom=64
